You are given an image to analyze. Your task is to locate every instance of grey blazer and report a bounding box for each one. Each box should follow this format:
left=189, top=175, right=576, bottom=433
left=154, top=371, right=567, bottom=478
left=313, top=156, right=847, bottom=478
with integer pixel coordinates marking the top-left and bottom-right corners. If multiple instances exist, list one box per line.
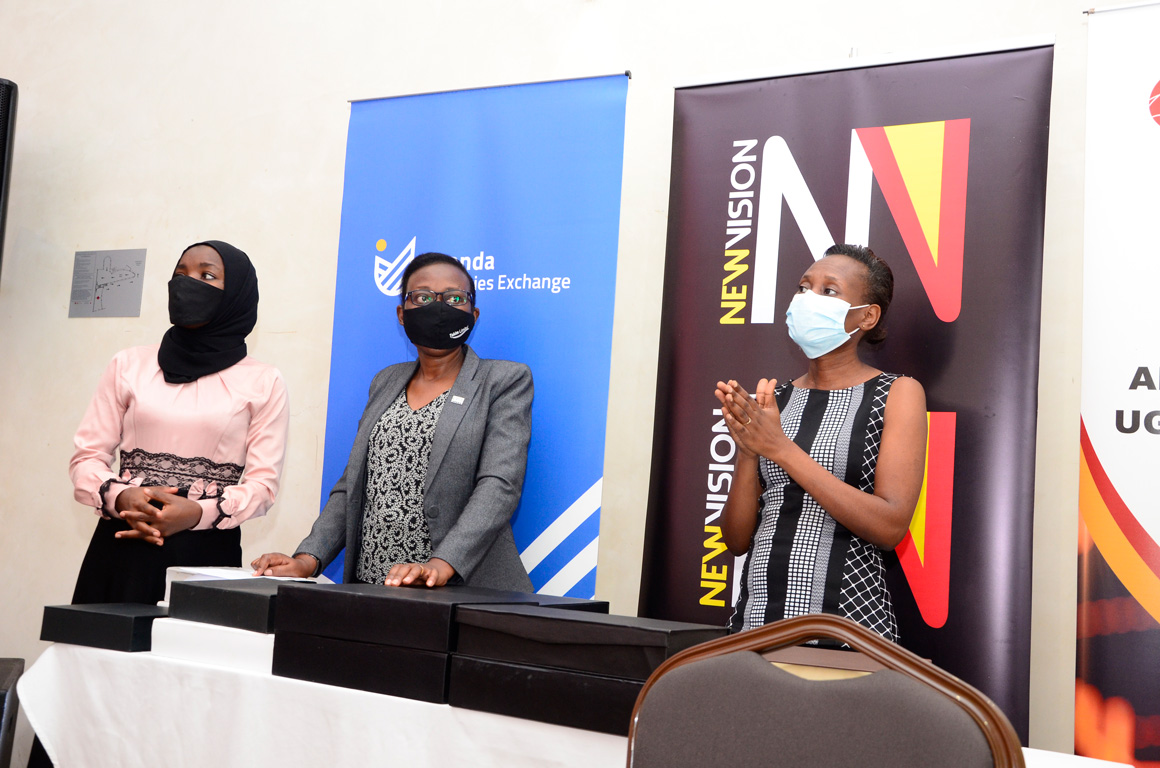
left=297, top=346, right=534, bottom=591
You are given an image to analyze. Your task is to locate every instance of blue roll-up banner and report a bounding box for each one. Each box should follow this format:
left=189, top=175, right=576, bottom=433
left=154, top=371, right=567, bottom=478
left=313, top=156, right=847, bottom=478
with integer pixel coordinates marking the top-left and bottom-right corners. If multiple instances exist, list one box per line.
left=321, top=75, right=628, bottom=597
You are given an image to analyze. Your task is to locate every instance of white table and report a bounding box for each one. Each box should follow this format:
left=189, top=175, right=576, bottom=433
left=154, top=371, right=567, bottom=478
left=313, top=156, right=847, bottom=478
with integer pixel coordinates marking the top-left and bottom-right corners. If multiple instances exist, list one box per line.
left=19, top=643, right=625, bottom=768
left=1023, top=748, right=1130, bottom=768
left=18, top=642, right=1127, bottom=768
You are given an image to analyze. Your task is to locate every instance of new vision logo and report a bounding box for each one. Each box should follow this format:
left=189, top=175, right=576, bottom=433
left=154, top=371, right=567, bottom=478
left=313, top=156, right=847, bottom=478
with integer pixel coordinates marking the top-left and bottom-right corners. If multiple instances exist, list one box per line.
left=720, top=119, right=969, bottom=328
left=374, top=236, right=417, bottom=296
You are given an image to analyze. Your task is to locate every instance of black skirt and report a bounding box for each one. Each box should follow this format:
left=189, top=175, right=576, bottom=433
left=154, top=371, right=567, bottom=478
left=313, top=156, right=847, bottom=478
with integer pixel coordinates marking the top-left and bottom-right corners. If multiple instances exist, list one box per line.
left=71, top=516, right=242, bottom=605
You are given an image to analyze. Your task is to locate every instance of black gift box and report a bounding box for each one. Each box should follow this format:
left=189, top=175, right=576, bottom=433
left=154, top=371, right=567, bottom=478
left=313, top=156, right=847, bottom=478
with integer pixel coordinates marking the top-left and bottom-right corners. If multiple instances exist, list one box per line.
left=454, top=603, right=726, bottom=680
left=448, top=655, right=642, bottom=735
left=168, top=578, right=287, bottom=634
left=272, top=631, right=450, bottom=703
left=274, top=583, right=608, bottom=652
left=40, top=604, right=167, bottom=652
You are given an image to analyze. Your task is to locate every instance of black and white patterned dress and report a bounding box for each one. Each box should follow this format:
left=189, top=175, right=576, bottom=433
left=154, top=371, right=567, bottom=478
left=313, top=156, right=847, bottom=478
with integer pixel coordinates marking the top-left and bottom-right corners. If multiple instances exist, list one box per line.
left=729, top=374, right=901, bottom=641
left=354, top=390, right=447, bottom=584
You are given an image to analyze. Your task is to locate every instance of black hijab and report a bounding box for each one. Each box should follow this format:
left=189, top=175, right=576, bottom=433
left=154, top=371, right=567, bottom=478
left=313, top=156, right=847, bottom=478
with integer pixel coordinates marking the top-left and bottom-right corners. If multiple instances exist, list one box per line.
left=157, top=240, right=259, bottom=384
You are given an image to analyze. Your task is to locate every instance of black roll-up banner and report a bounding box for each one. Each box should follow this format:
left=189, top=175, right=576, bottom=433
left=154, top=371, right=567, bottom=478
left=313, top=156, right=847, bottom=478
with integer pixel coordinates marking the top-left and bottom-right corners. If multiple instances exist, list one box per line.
left=641, top=46, right=1054, bottom=741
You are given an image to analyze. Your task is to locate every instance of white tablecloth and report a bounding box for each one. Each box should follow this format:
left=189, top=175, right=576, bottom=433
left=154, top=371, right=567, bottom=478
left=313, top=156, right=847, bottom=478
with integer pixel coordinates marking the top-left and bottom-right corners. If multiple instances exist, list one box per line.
left=19, top=643, right=625, bottom=768
left=18, top=642, right=1128, bottom=768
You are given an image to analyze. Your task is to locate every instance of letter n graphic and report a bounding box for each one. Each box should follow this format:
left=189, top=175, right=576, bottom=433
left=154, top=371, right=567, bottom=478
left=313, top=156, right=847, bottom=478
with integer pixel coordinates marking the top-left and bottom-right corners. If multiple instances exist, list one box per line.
left=895, top=411, right=956, bottom=628
left=854, top=120, right=970, bottom=322
left=751, top=119, right=969, bottom=324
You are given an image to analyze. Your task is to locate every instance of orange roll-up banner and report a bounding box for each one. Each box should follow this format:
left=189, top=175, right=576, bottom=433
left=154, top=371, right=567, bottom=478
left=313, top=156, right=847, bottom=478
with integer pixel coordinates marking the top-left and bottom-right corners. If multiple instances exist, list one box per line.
left=1078, top=6, right=1160, bottom=765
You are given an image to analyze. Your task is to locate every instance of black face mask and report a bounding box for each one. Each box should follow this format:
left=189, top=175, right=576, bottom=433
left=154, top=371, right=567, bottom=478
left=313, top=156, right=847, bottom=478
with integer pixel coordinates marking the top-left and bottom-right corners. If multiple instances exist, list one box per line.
left=402, top=301, right=475, bottom=350
left=168, top=274, right=224, bottom=328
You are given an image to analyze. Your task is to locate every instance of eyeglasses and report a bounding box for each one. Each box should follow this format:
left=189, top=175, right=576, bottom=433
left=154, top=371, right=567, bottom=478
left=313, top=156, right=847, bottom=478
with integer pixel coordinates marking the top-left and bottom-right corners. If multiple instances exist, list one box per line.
left=405, top=289, right=474, bottom=308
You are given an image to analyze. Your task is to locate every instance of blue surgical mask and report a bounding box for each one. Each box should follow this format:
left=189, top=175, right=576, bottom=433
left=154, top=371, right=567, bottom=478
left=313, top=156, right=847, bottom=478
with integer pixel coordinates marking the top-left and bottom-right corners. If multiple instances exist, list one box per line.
left=785, top=290, right=868, bottom=359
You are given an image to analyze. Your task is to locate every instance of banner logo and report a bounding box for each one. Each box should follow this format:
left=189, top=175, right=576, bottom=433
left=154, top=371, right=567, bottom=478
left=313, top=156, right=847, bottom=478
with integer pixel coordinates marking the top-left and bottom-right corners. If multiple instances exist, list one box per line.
left=737, top=119, right=970, bottom=325
left=1151, top=80, right=1160, bottom=126
left=374, top=236, right=416, bottom=296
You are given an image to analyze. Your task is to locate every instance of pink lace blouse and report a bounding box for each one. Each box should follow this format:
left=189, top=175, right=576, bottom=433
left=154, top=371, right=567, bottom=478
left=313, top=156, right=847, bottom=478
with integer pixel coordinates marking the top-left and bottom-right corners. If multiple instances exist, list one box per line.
left=70, top=345, right=289, bottom=530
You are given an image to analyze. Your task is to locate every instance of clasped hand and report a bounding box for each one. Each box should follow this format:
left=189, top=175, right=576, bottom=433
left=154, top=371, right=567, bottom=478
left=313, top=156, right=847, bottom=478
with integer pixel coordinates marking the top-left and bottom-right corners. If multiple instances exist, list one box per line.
left=713, top=378, right=786, bottom=459
left=114, top=486, right=203, bottom=546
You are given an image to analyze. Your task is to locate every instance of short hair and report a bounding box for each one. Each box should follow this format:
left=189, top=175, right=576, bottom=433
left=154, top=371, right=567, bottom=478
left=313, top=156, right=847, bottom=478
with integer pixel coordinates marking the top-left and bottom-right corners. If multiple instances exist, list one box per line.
left=823, top=243, right=893, bottom=345
left=399, top=252, right=476, bottom=303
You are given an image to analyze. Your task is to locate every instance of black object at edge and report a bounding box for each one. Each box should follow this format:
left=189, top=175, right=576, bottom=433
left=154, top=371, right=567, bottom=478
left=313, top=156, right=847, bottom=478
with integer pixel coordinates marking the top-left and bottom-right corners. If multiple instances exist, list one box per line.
left=0, top=79, right=17, bottom=281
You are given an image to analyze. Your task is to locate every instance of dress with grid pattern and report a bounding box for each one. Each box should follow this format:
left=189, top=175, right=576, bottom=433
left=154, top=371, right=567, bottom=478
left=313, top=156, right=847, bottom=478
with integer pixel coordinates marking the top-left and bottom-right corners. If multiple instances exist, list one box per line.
left=728, top=373, right=901, bottom=641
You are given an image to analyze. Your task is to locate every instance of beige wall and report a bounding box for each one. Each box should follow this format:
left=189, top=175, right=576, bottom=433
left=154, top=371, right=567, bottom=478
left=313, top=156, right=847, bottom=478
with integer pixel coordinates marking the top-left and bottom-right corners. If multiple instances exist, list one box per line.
left=0, top=0, right=1085, bottom=756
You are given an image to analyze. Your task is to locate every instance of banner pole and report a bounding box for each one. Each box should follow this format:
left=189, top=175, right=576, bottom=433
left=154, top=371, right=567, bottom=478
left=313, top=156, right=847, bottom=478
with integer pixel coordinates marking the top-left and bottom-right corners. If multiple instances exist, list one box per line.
left=675, top=36, right=1053, bottom=89
left=349, top=71, right=631, bottom=104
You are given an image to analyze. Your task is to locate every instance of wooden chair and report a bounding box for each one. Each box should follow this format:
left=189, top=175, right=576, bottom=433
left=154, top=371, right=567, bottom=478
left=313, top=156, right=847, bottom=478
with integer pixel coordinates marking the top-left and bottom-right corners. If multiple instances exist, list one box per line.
left=626, top=614, right=1023, bottom=768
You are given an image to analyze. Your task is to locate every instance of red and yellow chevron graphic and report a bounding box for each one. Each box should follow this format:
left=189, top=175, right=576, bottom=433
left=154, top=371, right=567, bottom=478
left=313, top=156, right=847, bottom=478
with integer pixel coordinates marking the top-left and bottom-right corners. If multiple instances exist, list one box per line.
left=856, top=119, right=970, bottom=323
left=895, top=411, right=957, bottom=628
left=1079, top=419, right=1160, bottom=625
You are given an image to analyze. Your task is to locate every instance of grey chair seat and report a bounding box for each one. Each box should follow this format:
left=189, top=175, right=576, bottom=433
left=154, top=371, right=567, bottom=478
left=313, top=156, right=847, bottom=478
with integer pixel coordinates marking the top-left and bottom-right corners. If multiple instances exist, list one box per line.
left=626, top=614, right=1023, bottom=768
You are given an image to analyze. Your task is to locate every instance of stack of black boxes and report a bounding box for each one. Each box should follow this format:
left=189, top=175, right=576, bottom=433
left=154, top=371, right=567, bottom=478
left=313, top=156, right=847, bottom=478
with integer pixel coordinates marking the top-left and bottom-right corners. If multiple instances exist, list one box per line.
left=42, top=581, right=726, bottom=737
left=270, top=583, right=609, bottom=703
left=449, top=604, right=725, bottom=734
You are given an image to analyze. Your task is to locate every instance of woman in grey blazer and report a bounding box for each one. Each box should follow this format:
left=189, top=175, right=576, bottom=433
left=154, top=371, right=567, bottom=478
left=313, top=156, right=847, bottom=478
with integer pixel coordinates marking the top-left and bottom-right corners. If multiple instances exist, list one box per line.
left=252, top=253, right=533, bottom=591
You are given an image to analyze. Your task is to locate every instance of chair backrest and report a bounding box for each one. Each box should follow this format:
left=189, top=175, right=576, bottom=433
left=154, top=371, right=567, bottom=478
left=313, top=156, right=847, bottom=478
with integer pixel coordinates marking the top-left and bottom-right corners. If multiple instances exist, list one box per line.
left=0, top=658, right=24, bottom=768
left=626, top=614, right=1023, bottom=768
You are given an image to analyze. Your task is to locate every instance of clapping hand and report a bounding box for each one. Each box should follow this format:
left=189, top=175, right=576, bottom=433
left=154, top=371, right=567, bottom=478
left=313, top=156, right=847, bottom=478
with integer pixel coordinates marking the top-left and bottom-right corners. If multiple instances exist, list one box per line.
left=713, top=378, right=785, bottom=459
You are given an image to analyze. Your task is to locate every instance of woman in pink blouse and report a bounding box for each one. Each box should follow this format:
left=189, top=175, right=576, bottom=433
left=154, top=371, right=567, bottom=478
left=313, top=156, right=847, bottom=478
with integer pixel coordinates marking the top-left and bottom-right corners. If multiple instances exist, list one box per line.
left=69, top=240, right=289, bottom=604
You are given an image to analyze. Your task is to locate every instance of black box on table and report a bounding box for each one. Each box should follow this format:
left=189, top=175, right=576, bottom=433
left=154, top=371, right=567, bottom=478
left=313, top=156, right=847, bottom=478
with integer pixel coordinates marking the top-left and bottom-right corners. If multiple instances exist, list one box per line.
left=40, top=604, right=167, bottom=652
left=453, top=603, right=726, bottom=680
left=168, top=578, right=288, bottom=634
left=273, top=583, right=608, bottom=653
left=448, top=655, right=643, bottom=735
left=447, top=604, right=726, bottom=735
left=273, top=631, right=450, bottom=703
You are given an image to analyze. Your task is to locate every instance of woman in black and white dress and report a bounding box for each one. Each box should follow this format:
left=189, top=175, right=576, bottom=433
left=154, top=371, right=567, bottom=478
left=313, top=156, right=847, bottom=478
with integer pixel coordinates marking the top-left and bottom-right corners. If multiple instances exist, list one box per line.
left=715, top=244, right=928, bottom=641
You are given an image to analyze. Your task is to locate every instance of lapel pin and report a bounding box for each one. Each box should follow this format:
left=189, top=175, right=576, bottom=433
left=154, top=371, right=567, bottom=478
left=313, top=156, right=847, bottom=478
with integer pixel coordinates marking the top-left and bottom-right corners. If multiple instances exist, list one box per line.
left=451, top=395, right=465, bottom=405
